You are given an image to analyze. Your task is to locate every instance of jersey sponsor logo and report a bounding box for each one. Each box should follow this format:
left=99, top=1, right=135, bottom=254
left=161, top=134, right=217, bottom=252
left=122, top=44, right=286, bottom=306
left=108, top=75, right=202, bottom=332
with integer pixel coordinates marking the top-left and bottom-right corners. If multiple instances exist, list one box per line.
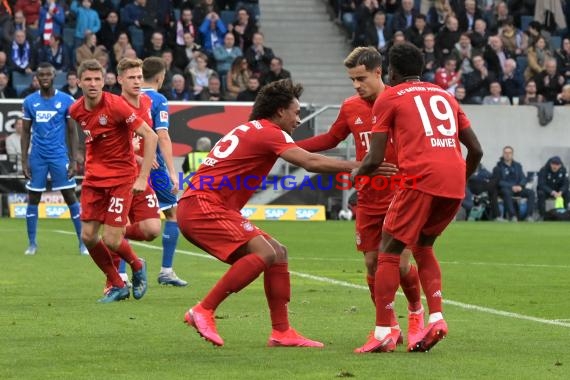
left=358, top=131, right=372, bottom=152
left=295, top=208, right=319, bottom=220
left=125, top=113, right=137, bottom=124
left=264, top=207, right=287, bottom=220
left=99, top=114, right=108, bottom=125
left=355, top=116, right=363, bottom=125
left=45, top=205, right=68, bottom=218
left=202, top=157, right=218, bottom=167
left=240, top=207, right=257, bottom=218
left=35, top=110, right=57, bottom=122
left=159, top=111, right=168, bottom=122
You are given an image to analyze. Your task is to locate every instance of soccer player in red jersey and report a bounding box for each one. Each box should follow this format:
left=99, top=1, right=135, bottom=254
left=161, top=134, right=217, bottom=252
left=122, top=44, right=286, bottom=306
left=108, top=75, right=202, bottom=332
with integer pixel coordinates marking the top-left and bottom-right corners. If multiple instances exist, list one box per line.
left=352, top=43, right=483, bottom=353
left=177, top=79, right=359, bottom=348
left=69, top=59, right=158, bottom=303
left=296, top=47, right=424, bottom=349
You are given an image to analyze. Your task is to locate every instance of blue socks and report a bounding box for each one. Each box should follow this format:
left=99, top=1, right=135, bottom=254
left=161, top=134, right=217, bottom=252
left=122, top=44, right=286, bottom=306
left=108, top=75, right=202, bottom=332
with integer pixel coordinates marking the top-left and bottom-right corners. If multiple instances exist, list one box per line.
left=162, top=221, right=179, bottom=268
left=119, top=259, right=127, bottom=275
left=26, top=204, right=39, bottom=246
left=68, top=202, right=82, bottom=242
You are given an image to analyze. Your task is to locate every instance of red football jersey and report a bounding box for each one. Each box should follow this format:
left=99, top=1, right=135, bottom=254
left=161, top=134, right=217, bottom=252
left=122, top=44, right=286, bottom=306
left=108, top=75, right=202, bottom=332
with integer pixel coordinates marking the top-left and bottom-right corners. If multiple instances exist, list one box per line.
left=180, top=119, right=296, bottom=210
left=331, top=94, right=397, bottom=213
left=70, top=92, right=144, bottom=187
left=372, top=81, right=471, bottom=199
left=124, top=94, right=153, bottom=169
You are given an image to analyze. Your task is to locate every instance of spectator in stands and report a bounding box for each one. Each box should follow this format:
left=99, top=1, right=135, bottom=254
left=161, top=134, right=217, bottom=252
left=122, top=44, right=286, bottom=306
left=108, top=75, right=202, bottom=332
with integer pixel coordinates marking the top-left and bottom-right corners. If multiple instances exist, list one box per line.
left=405, top=13, right=431, bottom=49
left=487, top=0, right=510, bottom=35
left=245, top=32, right=274, bottom=76
left=161, top=49, right=184, bottom=92
left=435, top=15, right=461, bottom=62
left=499, top=17, right=524, bottom=56
left=38, top=0, right=65, bottom=48
left=457, top=0, right=482, bottom=32
left=450, top=32, right=479, bottom=74
left=113, top=32, right=133, bottom=64
left=103, top=71, right=121, bottom=94
left=169, top=73, right=193, bottom=100
left=193, top=0, right=220, bottom=27
left=427, top=0, right=454, bottom=35
left=98, top=11, right=125, bottom=54
left=365, top=10, right=392, bottom=54
left=262, top=57, right=291, bottom=86
left=8, top=29, right=36, bottom=74
left=213, top=32, right=242, bottom=77
left=500, top=58, right=524, bottom=102
left=483, top=35, right=512, bottom=77
left=39, top=34, right=69, bottom=73
left=0, top=72, right=17, bottom=98
left=90, top=0, right=112, bottom=19
left=537, top=156, right=570, bottom=218
left=554, top=37, right=570, bottom=84
left=230, top=7, right=257, bottom=52
left=6, top=118, right=23, bottom=173
left=11, top=10, right=31, bottom=42
left=0, top=1, right=13, bottom=50
left=236, top=74, right=259, bottom=101
left=70, top=0, right=101, bottom=48
left=352, top=0, right=379, bottom=47
left=535, top=57, right=565, bottom=102
left=338, top=0, right=357, bottom=35
left=493, top=145, right=536, bottom=222
left=225, top=55, right=250, bottom=100
left=469, top=18, right=488, bottom=51
left=174, top=7, right=198, bottom=47
left=468, top=163, right=500, bottom=221
left=182, top=136, right=212, bottom=178
left=188, top=52, right=215, bottom=97
left=522, top=21, right=548, bottom=56
left=199, top=11, right=227, bottom=54
left=122, top=0, right=152, bottom=57
left=60, top=70, right=83, bottom=98
left=421, top=32, right=440, bottom=82
left=145, top=0, right=174, bottom=34
left=144, top=32, right=167, bottom=59
left=197, top=74, right=225, bottom=101
left=0, top=51, right=8, bottom=75
left=520, top=79, right=545, bottom=104
left=235, top=0, right=260, bottom=23
left=392, top=0, right=418, bottom=33
left=463, top=54, right=496, bottom=104
left=123, top=47, right=137, bottom=60
left=19, top=73, right=39, bottom=98
left=454, top=84, right=468, bottom=104
left=482, top=81, right=511, bottom=105
left=524, top=35, right=551, bottom=82
left=175, top=32, right=203, bottom=72
left=555, top=84, right=570, bottom=106
left=14, top=0, right=40, bottom=38
left=434, top=56, right=461, bottom=95
left=75, top=32, right=107, bottom=67
left=508, top=0, right=534, bottom=32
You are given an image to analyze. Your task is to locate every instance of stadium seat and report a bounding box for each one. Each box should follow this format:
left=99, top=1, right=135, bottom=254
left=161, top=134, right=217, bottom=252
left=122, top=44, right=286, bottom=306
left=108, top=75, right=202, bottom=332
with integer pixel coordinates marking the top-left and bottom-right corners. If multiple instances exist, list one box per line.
left=54, top=71, right=67, bottom=90
left=220, top=10, right=236, bottom=27
left=173, top=8, right=181, bottom=22
left=11, top=71, right=33, bottom=97
left=521, top=15, right=534, bottom=31
left=516, top=56, right=528, bottom=77
left=549, top=35, right=561, bottom=50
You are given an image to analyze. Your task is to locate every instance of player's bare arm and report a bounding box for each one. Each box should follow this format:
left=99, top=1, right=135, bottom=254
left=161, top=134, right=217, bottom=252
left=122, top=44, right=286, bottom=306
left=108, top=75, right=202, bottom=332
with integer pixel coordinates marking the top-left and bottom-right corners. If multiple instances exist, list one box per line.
left=458, top=127, right=483, bottom=179
left=66, top=118, right=79, bottom=179
left=280, top=147, right=358, bottom=173
left=156, top=129, right=179, bottom=194
left=21, top=118, right=32, bottom=179
left=134, top=122, right=158, bottom=193
left=352, top=132, right=388, bottom=179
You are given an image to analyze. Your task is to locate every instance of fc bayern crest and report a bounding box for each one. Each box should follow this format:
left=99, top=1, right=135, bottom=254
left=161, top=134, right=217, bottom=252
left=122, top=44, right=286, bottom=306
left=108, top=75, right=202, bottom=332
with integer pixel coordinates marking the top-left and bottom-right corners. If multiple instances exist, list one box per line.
left=99, top=114, right=108, bottom=125
left=242, top=221, right=254, bottom=232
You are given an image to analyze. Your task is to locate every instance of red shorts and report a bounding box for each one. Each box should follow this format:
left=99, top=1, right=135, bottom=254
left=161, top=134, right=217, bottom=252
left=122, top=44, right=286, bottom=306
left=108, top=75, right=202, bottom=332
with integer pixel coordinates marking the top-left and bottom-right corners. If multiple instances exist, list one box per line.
left=383, top=189, right=461, bottom=245
left=129, top=184, right=160, bottom=223
left=81, top=183, right=134, bottom=227
left=177, top=194, right=268, bottom=263
left=355, top=208, right=384, bottom=252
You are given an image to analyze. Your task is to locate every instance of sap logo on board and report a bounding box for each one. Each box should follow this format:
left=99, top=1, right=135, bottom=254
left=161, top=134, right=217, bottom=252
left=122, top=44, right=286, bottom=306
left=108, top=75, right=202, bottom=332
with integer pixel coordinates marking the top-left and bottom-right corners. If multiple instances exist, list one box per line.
left=45, top=206, right=68, bottom=218
left=295, top=208, right=318, bottom=220
left=240, top=207, right=257, bottom=218
left=265, top=208, right=287, bottom=220
left=13, top=205, right=27, bottom=217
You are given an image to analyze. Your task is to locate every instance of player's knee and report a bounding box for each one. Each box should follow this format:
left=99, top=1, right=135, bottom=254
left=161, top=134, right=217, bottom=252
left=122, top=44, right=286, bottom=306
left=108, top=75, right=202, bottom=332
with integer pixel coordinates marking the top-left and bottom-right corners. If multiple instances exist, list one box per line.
left=61, top=189, right=78, bottom=204
left=102, top=232, right=122, bottom=251
left=81, top=230, right=98, bottom=247
left=275, top=244, right=288, bottom=262
left=28, top=191, right=41, bottom=205
left=364, top=257, right=377, bottom=276
left=143, top=221, right=161, bottom=241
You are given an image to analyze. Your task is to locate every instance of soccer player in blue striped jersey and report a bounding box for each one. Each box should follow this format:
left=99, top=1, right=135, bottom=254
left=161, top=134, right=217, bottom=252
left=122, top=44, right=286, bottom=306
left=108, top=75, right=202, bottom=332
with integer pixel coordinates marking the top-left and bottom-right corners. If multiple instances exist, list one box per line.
left=139, top=57, right=187, bottom=286
left=21, top=62, right=86, bottom=256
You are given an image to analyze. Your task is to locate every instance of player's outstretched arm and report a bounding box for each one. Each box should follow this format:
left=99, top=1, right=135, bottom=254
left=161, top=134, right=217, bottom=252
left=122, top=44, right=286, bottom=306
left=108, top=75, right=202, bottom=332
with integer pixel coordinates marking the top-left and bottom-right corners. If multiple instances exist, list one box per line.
left=296, top=133, right=342, bottom=153
left=352, top=132, right=388, bottom=178
left=458, top=127, right=483, bottom=180
left=280, top=147, right=358, bottom=174
left=134, top=122, right=158, bottom=192
left=156, top=129, right=178, bottom=194
left=21, top=119, right=32, bottom=179
left=66, top=119, right=79, bottom=178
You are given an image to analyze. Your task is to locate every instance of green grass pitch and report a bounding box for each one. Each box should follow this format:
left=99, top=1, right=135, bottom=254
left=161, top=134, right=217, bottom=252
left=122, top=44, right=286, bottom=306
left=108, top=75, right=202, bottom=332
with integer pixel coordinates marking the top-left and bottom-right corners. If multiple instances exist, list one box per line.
left=0, top=218, right=569, bottom=379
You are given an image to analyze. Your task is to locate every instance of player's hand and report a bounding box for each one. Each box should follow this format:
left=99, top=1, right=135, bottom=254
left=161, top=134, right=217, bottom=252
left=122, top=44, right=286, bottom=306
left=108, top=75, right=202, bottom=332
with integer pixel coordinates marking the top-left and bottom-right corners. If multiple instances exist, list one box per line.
left=67, top=162, right=76, bottom=179
left=152, top=158, right=160, bottom=169
left=22, top=162, right=31, bottom=179
left=133, top=176, right=147, bottom=194
left=371, top=162, right=398, bottom=178
left=169, top=172, right=179, bottom=195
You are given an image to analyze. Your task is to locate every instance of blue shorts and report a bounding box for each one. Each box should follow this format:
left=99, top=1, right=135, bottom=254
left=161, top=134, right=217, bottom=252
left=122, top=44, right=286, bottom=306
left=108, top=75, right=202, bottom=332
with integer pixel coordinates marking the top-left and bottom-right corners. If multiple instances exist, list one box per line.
left=26, top=156, right=76, bottom=192
left=149, top=168, right=178, bottom=210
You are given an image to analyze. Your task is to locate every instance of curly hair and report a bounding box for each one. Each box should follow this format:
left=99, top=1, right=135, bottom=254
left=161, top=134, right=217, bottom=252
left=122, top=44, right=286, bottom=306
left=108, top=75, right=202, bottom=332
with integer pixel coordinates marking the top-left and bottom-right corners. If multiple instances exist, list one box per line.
left=249, top=79, right=303, bottom=121
left=388, top=42, right=424, bottom=78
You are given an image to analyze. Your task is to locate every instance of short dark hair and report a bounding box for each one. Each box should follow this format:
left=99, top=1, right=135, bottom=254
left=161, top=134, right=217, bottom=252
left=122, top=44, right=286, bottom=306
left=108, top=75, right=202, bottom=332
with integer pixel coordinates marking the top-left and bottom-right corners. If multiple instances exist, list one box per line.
left=142, top=57, right=166, bottom=81
left=343, top=46, right=383, bottom=71
left=249, top=79, right=303, bottom=121
left=389, top=42, right=424, bottom=77
left=37, top=62, right=55, bottom=73
left=77, top=59, right=104, bottom=79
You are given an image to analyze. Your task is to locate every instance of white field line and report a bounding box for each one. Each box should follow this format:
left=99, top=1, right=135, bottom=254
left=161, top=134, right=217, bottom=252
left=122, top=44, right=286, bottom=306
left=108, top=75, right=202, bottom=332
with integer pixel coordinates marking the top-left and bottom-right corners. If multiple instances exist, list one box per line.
left=54, top=230, right=570, bottom=328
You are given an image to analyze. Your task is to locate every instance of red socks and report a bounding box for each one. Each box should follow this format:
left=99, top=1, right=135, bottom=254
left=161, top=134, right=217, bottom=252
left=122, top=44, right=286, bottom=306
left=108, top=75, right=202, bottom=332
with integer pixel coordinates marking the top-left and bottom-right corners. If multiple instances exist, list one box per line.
left=88, top=240, right=124, bottom=288
left=375, top=253, right=401, bottom=326
left=412, top=245, right=443, bottom=314
left=400, top=264, right=423, bottom=312
left=264, top=262, right=291, bottom=332
left=125, top=223, right=149, bottom=241
left=201, top=254, right=267, bottom=311
left=113, top=239, right=142, bottom=272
